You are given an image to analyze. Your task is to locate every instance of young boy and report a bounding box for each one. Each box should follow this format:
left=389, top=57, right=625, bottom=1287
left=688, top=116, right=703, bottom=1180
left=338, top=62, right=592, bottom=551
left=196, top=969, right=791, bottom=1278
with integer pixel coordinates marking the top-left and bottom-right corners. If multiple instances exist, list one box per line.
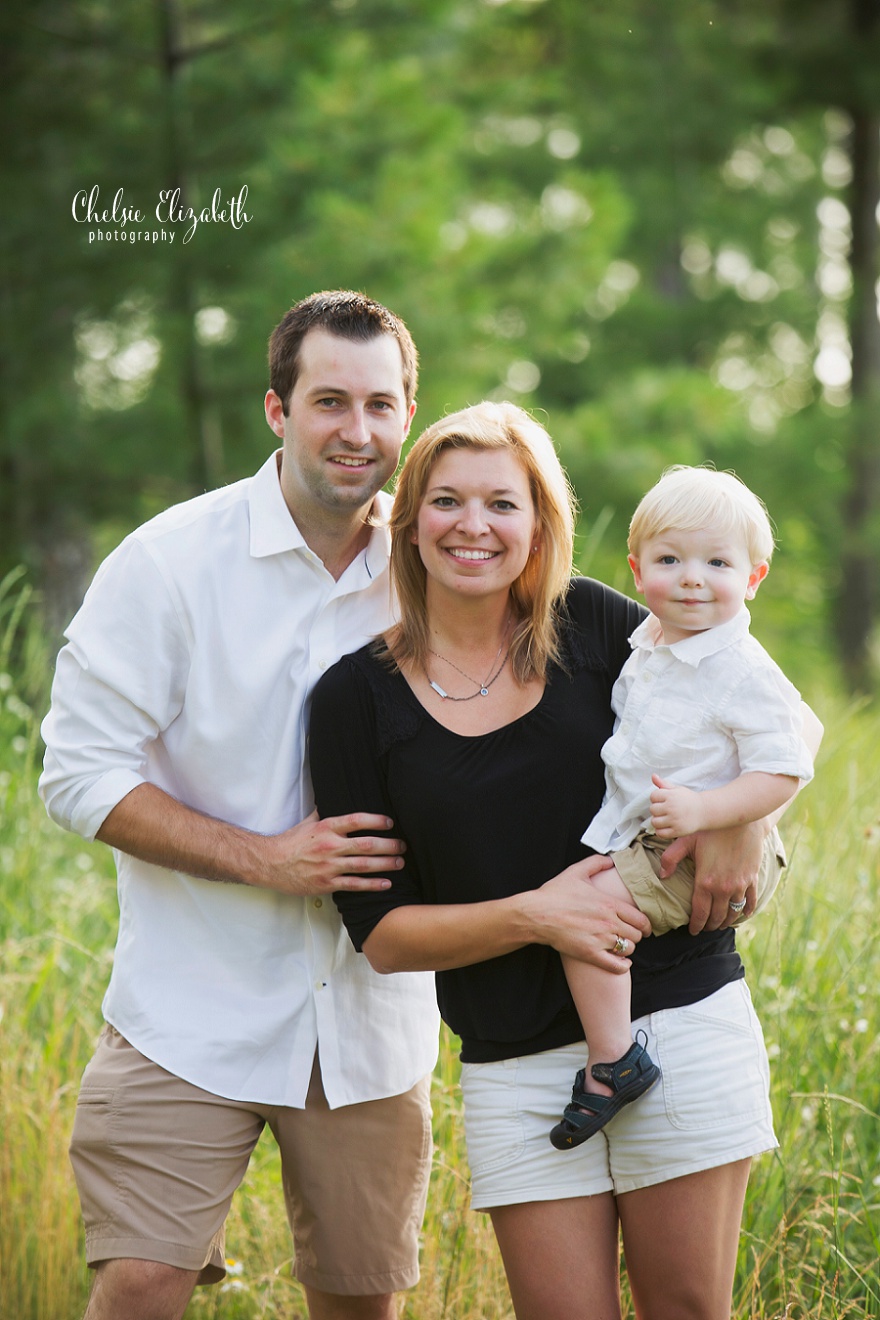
left=550, top=465, right=815, bottom=1150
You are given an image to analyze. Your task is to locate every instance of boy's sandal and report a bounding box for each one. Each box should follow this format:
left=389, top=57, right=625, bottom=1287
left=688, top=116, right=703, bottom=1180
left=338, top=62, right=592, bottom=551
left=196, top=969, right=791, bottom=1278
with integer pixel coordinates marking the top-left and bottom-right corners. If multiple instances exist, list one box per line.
left=549, top=1032, right=661, bottom=1150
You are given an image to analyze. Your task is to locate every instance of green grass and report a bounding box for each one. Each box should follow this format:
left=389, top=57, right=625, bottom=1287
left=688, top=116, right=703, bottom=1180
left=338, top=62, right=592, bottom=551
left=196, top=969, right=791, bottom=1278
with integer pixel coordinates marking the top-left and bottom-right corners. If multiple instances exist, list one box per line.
left=2, top=576, right=878, bottom=1318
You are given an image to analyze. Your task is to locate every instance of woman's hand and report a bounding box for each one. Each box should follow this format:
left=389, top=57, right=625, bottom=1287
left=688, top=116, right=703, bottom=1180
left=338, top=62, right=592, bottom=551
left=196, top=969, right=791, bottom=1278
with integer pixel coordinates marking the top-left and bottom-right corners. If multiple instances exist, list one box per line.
left=659, top=821, right=765, bottom=933
left=523, top=856, right=652, bottom=973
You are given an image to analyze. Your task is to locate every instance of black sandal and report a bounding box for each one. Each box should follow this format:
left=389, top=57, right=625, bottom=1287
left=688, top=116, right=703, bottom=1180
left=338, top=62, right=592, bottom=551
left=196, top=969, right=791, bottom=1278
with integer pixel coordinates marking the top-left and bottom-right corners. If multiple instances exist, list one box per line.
left=549, top=1033, right=660, bottom=1150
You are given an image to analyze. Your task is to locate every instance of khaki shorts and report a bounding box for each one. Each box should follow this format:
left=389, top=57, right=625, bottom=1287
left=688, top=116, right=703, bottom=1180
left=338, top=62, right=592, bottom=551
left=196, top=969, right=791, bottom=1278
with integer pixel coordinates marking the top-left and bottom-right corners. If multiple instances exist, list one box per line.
left=69, top=1026, right=433, bottom=1296
left=611, top=828, right=786, bottom=936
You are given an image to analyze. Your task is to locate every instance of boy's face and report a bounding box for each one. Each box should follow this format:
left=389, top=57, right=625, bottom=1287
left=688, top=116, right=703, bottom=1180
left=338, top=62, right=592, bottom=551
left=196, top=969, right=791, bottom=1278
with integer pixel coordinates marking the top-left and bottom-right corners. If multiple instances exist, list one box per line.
left=628, top=527, right=768, bottom=645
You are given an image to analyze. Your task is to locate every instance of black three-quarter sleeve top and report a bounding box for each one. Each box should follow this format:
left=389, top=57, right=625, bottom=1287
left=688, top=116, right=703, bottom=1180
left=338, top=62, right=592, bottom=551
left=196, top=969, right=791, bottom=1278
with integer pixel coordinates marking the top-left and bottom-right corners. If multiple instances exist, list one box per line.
left=309, top=577, right=744, bottom=1064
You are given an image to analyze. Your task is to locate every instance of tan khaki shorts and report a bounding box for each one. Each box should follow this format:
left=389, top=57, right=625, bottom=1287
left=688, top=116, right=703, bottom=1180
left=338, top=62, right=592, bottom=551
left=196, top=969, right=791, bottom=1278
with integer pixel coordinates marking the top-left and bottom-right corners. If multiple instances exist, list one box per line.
left=69, top=1026, right=433, bottom=1296
left=611, top=829, right=786, bottom=936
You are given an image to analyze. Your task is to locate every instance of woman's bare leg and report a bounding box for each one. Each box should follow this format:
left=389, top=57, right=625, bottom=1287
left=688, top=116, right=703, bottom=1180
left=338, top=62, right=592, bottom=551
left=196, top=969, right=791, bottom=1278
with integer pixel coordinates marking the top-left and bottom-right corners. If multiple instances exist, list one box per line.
left=489, top=1194, right=621, bottom=1320
left=617, top=1159, right=752, bottom=1320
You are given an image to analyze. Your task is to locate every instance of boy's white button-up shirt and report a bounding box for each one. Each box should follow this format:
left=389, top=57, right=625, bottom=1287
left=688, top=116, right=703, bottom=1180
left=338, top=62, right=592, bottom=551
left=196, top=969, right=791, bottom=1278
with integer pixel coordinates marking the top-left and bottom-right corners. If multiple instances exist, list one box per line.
left=39, top=452, right=439, bottom=1109
left=582, top=608, right=814, bottom=854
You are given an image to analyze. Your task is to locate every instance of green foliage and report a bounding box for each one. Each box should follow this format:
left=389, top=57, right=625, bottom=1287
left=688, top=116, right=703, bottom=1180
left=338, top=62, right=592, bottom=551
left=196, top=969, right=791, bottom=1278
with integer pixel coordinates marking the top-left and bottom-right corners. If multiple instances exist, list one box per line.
left=1, top=0, right=877, bottom=677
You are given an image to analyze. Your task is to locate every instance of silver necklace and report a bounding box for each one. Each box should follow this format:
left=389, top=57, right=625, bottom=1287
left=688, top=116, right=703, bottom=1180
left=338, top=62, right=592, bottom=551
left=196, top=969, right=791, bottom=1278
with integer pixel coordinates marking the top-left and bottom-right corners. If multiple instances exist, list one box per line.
left=427, top=636, right=511, bottom=701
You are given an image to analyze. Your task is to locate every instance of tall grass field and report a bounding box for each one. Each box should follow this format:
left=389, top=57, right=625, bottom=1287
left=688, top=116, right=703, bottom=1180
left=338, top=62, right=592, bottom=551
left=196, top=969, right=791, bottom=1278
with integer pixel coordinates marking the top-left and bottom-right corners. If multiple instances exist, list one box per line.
left=1, top=569, right=878, bottom=1319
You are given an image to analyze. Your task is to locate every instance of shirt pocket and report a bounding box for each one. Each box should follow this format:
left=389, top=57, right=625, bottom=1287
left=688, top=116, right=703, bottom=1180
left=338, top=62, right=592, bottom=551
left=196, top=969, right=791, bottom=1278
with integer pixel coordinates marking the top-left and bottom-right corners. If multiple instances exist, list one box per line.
left=631, top=698, right=707, bottom=773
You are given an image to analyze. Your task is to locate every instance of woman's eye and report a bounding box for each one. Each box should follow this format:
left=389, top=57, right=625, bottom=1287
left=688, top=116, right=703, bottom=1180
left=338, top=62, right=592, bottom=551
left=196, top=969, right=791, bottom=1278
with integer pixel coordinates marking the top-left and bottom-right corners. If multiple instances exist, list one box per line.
left=493, top=500, right=517, bottom=512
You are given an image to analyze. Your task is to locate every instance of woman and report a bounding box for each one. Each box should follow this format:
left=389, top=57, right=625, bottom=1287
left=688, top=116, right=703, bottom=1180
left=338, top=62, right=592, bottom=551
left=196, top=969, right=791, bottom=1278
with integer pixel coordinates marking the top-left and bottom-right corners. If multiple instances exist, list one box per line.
left=309, top=402, right=793, bottom=1320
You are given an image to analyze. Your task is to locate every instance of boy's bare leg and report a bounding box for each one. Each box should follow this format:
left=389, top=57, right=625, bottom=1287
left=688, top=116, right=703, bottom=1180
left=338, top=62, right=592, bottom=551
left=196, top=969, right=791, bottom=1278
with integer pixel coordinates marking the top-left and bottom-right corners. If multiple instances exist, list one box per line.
left=561, top=865, right=637, bottom=1097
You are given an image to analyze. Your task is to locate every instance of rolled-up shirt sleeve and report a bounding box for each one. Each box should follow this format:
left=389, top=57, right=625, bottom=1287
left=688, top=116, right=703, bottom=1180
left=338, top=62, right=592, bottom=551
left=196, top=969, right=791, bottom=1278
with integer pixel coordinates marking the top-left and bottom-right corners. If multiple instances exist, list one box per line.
left=39, top=537, right=192, bottom=840
left=722, top=665, right=814, bottom=785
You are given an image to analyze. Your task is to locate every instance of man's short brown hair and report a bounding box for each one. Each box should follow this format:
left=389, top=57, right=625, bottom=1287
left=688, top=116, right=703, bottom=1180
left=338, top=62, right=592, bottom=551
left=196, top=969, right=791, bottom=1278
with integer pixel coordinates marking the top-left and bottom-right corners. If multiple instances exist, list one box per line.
left=268, top=290, right=419, bottom=414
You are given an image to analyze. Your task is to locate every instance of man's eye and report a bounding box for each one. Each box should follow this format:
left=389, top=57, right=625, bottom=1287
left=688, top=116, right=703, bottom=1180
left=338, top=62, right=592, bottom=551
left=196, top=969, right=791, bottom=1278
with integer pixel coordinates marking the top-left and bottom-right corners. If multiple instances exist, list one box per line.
left=370, top=400, right=392, bottom=411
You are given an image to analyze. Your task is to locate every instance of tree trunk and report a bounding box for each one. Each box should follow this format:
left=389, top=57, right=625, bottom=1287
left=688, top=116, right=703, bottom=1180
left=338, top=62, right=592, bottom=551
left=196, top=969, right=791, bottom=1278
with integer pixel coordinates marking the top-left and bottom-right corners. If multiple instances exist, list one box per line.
left=836, top=0, right=880, bottom=691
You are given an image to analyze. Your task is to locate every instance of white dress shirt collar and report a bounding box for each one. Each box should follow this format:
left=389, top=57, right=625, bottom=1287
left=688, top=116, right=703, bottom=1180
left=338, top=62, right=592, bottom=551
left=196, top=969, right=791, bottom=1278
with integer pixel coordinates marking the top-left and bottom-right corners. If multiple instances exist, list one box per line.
left=629, top=606, right=752, bottom=668
left=248, top=450, right=392, bottom=583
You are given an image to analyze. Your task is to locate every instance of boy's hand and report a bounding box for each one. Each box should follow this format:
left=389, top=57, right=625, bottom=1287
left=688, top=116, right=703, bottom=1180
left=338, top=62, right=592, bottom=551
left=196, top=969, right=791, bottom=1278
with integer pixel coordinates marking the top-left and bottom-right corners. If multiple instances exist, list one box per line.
left=649, top=775, right=706, bottom=838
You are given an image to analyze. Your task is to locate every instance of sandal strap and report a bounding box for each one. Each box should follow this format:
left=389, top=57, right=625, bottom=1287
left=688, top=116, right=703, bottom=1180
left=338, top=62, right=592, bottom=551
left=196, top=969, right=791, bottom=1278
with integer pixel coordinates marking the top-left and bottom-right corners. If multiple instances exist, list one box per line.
left=559, top=1089, right=612, bottom=1132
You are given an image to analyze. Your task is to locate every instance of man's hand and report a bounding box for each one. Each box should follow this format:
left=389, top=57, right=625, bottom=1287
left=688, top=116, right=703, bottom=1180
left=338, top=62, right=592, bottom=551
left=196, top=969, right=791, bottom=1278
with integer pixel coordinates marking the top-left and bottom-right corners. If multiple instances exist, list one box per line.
left=97, top=784, right=405, bottom=896
left=649, top=775, right=706, bottom=838
left=524, top=855, right=652, bottom=973
left=261, top=809, right=405, bottom=896
left=659, top=821, right=764, bottom=933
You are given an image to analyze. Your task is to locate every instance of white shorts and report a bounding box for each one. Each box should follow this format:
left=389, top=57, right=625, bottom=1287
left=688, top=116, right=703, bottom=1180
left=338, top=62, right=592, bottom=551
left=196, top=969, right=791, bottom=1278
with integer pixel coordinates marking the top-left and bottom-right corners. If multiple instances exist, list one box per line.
left=460, top=980, right=777, bottom=1210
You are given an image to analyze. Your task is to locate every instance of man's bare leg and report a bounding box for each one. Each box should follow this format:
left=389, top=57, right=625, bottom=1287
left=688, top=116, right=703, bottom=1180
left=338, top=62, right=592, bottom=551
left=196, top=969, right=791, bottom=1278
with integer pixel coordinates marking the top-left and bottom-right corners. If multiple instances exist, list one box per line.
left=83, top=1259, right=199, bottom=1320
left=304, top=1285, right=399, bottom=1319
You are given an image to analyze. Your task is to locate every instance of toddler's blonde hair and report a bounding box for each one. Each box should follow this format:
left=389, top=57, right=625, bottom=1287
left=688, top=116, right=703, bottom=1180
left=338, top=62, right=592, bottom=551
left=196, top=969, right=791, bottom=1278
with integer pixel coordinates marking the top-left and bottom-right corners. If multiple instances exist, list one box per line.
left=628, top=465, right=775, bottom=566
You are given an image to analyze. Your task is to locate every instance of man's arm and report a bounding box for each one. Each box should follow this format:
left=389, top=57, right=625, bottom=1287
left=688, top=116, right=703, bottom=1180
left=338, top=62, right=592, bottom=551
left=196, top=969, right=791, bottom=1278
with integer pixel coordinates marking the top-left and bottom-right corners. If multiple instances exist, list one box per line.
left=649, top=771, right=799, bottom=838
left=96, top=783, right=406, bottom=895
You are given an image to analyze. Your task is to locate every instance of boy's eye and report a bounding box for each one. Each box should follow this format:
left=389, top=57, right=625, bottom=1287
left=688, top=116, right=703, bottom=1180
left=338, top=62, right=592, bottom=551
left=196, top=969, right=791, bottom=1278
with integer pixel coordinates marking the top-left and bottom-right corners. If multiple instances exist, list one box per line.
left=658, top=555, right=677, bottom=565
left=709, top=558, right=728, bottom=568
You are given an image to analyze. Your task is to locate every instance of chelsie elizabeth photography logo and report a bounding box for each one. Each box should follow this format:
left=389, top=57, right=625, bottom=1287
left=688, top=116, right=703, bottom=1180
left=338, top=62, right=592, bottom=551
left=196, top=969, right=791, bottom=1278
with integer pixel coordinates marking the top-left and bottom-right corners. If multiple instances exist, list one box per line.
left=72, top=185, right=251, bottom=245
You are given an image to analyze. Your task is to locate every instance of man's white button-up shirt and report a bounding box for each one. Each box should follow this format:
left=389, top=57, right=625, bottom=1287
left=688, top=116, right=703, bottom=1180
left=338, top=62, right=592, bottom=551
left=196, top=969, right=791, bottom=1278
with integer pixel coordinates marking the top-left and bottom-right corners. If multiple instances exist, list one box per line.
left=40, top=452, right=439, bottom=1108
left=582, top=608, right=813, bottom=854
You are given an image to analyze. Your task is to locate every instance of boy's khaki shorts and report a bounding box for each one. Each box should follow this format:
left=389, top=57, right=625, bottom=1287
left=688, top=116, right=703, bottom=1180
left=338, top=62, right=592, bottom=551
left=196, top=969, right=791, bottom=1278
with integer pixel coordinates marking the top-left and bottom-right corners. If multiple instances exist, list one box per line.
left=611, top=828, right=786, bottom=936
left=69, top=1025, right=433, bottom=1296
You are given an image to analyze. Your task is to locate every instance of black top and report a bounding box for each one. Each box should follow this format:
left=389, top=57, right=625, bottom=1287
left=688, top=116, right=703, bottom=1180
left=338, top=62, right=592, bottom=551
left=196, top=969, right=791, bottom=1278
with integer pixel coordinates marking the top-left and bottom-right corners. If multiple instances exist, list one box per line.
left=309, top=577, right=743, bottom=1063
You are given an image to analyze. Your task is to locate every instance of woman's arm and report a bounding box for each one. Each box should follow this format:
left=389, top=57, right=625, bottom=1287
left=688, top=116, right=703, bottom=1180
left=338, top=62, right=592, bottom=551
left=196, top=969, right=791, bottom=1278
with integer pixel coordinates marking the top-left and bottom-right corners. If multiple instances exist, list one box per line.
left=363, top=854, right=651, bottom=976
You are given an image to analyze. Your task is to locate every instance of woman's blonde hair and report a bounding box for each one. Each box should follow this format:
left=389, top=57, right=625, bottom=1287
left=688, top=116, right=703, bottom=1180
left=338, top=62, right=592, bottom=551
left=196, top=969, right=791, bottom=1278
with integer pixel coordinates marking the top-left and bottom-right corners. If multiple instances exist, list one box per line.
left=628, top=465, right=775, bottom=566
left=385, top=401, right=576, bottom=683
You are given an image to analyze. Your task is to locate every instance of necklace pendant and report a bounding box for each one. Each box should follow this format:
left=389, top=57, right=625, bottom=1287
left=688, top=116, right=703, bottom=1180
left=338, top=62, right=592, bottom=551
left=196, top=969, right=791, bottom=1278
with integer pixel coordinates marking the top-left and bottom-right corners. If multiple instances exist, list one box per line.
left=480, top=687, right=489, bottom=696
left=429, top=680, right=449, bottom=700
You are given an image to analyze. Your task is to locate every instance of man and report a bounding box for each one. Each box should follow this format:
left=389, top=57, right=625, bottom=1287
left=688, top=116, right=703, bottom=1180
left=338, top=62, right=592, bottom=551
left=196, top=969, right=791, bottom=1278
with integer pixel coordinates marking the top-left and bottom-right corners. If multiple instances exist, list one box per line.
left=39, top=291, right=440, bottom=1320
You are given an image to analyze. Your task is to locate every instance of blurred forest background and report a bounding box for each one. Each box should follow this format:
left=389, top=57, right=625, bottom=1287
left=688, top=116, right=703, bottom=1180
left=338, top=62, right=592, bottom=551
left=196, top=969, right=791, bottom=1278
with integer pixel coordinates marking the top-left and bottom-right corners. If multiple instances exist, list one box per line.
left=2, top=0, right=880, bottom=697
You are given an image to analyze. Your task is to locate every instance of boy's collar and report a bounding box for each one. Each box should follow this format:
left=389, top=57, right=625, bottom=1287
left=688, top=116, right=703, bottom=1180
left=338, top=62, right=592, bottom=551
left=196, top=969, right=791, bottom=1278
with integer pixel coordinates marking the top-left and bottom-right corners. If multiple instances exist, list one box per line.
left=629, top=608, right=751, bottom=667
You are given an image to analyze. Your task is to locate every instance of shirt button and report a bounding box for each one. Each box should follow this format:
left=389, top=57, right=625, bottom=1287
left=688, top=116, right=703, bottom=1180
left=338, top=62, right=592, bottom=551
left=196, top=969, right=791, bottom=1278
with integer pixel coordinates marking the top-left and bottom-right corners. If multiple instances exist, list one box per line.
left=314, top=979, right=325, bottom=991
left=313, top=898, right=323, bottom=909
left=318, top=659, right=327, bottom=671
